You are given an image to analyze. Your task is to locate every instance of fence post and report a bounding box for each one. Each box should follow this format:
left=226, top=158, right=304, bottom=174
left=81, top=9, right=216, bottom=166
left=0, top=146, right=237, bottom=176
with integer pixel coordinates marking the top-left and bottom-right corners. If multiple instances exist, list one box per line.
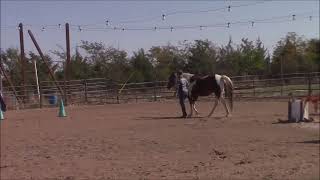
left=63, top=80, right=67, bottom=105
left=308, top=73, right=311, bottom=96
left=105, top=79, right=108, bottom=104
left=153, top=81, right=157, bottom=101
left=39, top=83, right=43, bottom=108
left=280, top=78, right=284, bottom=96
left=84, top=79, right=88, bottom=103
left=252, top=79, right=255, bottom=97
left=116, top=82, right=120, bottom=104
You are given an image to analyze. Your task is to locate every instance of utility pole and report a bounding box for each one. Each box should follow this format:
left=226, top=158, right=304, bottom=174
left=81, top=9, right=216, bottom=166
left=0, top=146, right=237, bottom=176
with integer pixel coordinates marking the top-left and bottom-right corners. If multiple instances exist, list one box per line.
left=65, top=23, right=71, bottom=105
left=19, top=23, right=26, bottom=102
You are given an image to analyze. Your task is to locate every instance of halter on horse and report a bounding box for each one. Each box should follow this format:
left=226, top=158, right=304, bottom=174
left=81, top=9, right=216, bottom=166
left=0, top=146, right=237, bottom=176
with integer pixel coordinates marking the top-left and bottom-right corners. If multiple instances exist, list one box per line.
left=167, top=72, right=234, bottom=117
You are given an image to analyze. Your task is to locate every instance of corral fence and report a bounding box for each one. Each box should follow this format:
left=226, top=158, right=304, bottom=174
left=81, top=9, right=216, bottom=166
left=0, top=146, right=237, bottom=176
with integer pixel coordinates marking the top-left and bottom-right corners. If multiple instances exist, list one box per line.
left=2, top=72, right=319, bottom=110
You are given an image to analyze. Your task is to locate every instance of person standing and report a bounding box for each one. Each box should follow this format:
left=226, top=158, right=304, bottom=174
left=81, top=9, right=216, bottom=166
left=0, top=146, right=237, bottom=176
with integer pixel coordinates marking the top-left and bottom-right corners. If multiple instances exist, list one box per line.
left=0, top=94, right=6, bottom=112
left=176, top=70, right=189, bottom=118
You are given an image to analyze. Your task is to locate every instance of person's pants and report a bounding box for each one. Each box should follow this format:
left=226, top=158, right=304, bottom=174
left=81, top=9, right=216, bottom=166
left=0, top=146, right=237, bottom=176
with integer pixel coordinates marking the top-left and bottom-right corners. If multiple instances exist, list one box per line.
left=179, top=92, right=187, bottom=116
left=0, top=95, right=6, bottom=112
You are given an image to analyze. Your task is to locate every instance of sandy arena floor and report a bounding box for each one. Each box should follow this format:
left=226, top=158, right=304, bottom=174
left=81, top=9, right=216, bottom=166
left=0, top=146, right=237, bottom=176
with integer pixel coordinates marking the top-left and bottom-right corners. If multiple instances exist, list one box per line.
left=0, top=100, right=319, bottom=180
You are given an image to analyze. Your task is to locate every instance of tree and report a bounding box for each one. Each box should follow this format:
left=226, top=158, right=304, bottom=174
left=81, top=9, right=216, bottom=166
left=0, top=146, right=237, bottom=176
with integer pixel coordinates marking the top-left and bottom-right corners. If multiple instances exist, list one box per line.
left=185, top=40, right=218, bottom=75
left=271, top=32, right=306, bottom=74
left=302, top=38, right=320, bottom=72
left=130, top=49, right=154, bottom=82
left=0, top=48, right=21, bottom=86
left=148, top=45, right=186, bottom=80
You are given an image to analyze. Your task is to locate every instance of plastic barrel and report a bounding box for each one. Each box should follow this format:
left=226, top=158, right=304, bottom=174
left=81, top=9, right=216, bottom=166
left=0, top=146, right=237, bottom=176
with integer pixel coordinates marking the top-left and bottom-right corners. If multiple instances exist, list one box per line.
left=48, top=95, right=57, bottom=105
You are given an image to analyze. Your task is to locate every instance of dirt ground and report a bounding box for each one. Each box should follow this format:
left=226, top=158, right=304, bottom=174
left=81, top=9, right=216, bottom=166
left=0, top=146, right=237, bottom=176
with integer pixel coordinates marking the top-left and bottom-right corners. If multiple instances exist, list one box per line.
left=0, top=100, right=319, bottom=180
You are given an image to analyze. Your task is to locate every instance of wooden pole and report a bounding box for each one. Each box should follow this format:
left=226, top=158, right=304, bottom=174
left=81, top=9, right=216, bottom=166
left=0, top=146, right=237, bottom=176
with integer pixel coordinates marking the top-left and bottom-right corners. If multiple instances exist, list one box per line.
left=33, top=59, right=40, bottom=103
left=19, top=23, right=26, bottom=102
left=27, top=30, right=64, bottom=97
left=0, top=61, right=20, bottom=104
left=308, top=73, right=312, bottom=96
left=65, top=23, right=71, bottom=105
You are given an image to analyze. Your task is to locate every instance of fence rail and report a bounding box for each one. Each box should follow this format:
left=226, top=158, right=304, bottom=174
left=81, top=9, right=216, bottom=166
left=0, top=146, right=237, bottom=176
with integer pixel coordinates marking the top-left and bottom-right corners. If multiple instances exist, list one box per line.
left=2, top=72, right=319, bottom=110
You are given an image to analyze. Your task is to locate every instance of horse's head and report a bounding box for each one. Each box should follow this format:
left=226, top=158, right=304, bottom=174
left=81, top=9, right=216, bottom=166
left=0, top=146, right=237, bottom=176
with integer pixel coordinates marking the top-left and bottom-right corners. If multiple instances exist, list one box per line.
left=167, top=72, right=177, bottom=89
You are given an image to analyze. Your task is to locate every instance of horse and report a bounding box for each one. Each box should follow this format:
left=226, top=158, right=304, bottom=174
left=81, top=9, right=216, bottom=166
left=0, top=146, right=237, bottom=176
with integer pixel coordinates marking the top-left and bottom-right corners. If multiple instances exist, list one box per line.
left=167, top=72, right=234, bottom=117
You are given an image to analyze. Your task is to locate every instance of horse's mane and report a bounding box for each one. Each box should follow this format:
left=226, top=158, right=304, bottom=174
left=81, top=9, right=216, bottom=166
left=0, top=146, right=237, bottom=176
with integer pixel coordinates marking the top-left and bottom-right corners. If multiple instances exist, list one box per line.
left=181, top=72, right=194, bottom=81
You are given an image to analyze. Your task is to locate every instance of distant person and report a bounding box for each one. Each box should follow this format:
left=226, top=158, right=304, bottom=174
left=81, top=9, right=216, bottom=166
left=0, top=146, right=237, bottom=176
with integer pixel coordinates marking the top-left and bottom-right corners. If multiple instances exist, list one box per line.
left=0, top=94, right=7, bottom=112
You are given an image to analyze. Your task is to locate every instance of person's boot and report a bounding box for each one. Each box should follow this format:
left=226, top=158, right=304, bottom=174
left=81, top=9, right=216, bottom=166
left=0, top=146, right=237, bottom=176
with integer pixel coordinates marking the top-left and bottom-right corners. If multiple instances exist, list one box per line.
left=180, top=111, right=187, bottom=118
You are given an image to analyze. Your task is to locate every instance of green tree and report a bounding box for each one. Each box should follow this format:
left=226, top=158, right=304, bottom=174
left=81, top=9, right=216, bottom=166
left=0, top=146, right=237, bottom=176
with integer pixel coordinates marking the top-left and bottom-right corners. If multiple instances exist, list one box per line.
left=130, top=49, right=154, bottom=82
left=148, top=45, right=186, bottom=80
left=186, top=40, right=218, bottom=75
left=271, top=32, right=307, bottom=74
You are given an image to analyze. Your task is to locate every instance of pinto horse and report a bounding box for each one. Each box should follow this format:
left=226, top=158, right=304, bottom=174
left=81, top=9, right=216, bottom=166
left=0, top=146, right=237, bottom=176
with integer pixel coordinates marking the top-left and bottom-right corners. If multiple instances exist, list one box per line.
left=167, top=72, right=234, bottom=117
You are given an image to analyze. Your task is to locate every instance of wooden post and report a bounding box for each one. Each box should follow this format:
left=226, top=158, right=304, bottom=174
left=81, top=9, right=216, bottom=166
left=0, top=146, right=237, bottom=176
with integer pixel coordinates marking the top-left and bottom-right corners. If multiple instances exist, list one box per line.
left=0, top=61, right=21, bottom=104
left=105, top=79, right=108, bottom=103
left=39, top=83, right=43, bottom=108
left=280, top=54, right=284, bottom=96
left=63, top=79, right=67, bottom=105
left=33, top=59, right=41, bottom=104
left=153, top=81, right=157, bottom=101
left=252, top=79, right=255, bottom=97
left=153, top=70, right=158, bottom=101
left=116, top=83, right=120, bottom=104
left=84, top=79, right=88, bottom=103
left=27, top=30, right=64, bottom=98
left=65, top=23, right=71, bottom=105
left=308, top=73, right=312, bottom=96
left=19, top=23, right=26, bottom=103
left=280, top=79, right=284, bottom=96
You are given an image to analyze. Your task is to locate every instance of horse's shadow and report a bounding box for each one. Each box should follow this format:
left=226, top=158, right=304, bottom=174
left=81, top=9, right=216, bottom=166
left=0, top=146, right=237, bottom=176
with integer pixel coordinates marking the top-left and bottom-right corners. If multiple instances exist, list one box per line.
left=136, top=115, right=222, bottom=120
left=296, top=140, right=320, bottom=144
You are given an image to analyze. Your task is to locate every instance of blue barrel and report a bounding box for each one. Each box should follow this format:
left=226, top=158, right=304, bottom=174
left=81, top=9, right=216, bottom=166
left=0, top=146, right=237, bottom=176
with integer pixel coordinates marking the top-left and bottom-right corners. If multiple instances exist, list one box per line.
left=48, top=95, right=57, bottom=105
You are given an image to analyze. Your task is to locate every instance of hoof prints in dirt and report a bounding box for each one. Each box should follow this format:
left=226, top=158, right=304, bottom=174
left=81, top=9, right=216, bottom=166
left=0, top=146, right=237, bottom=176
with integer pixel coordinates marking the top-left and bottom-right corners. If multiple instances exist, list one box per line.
left=209, top=148, right=227, bottom=160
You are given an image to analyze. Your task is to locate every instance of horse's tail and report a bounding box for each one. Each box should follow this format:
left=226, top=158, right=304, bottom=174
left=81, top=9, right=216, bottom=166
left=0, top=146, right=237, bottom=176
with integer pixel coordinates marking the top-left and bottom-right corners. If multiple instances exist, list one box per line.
left=221, top=75, right=234, bottom=111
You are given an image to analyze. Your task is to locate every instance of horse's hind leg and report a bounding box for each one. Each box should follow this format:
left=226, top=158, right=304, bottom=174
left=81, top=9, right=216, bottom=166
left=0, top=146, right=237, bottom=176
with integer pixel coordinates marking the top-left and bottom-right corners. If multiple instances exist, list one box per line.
left=193, top=103, right=200, bottom=115
left=208, top=98, right=219, bottom=117
left=220, top=97, right=231, bottom=117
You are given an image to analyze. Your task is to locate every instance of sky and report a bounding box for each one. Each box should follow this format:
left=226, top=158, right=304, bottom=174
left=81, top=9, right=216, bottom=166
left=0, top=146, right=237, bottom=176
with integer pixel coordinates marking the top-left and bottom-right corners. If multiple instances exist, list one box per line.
left=1, top=0, right=319, bottom=58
